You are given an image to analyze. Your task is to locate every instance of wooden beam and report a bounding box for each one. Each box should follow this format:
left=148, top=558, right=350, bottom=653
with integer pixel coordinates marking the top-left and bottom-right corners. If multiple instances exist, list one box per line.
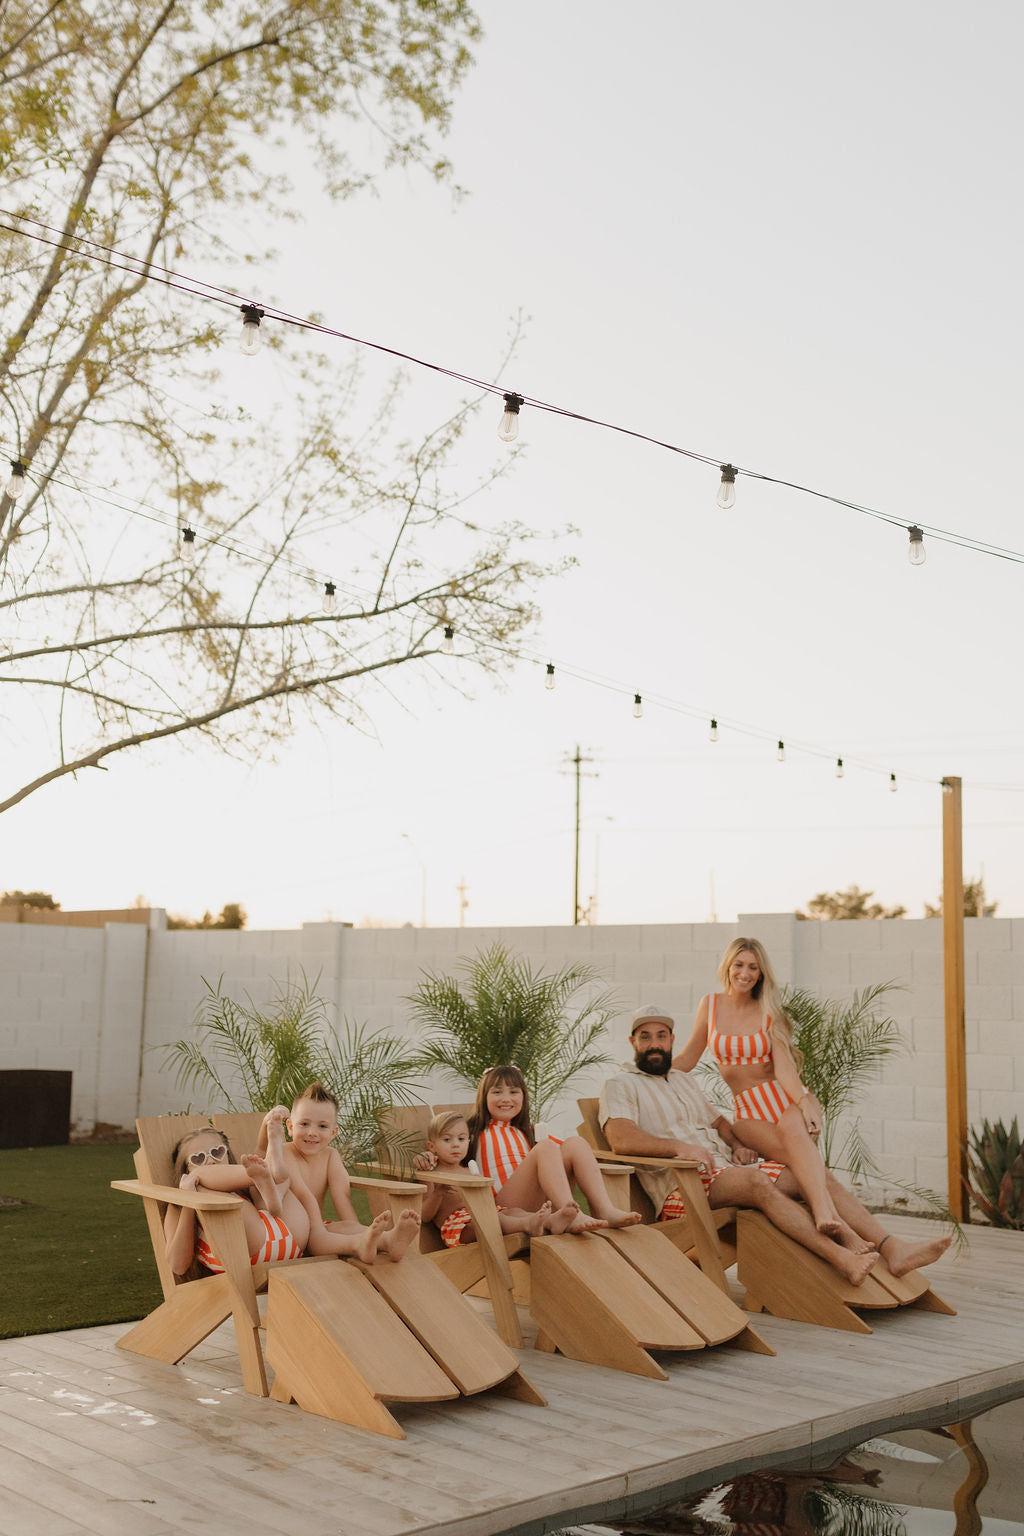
left=942, top=775, right=968, bottom=1221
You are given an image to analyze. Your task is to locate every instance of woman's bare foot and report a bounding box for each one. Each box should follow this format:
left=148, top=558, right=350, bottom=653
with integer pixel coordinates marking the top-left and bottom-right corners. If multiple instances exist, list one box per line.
left=812, top=1200, right=844, bottom=1239
left=352, top=1211, right=391, bottom=1264
left=544, top=1200, right=582, bottom=1234
left=832, top=1248, right=880, bottom=1287
left=835, top=1219, right=874, bottom=1255
left=381, top=1208, right=421, bottom=1262
left=240, top=1153, right=283, bottom=1216
left=881, top=1233, right=952, bottom=1276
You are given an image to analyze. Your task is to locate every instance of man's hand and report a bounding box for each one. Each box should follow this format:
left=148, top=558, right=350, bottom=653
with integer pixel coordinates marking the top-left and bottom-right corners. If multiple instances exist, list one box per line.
left=674, top=1142, right=717, bottom=1171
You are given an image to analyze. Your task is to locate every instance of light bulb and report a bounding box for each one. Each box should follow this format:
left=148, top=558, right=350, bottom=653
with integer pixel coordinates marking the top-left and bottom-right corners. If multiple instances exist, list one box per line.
left=545, top=662, right=555, bottom=691
left=239, top=303, right=264, bottom=356
left=323, top=581, right=337, bottom=615
left=5, top=460, right=26, bottom=500
left=836, top=758, right=844, bottom=779
left=709, top=718, right=718, bottom=743
left=907, top=525, right=926, bottom=565
left=181, top=526, right=197, bottom=562
left=890, top=773, right=899, bottom=793
left=497, top=392, right=523, bottom=443
left=777, top=740, right=785, bottom=762
left=633, top=693, right=643, bottom=719
left=442, top=624, right=455, bottom=655
left=717, top=464, right=737, bottom=510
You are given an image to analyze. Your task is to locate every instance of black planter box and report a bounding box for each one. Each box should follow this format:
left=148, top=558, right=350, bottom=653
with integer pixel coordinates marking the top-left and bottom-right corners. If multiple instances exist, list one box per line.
left=0, top=1070, right=73, bottom=1147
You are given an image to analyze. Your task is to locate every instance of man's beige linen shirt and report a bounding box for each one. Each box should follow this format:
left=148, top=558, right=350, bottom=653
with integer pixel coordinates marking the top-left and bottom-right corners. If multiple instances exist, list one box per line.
left=598, top=1061, right=732, bottom=1213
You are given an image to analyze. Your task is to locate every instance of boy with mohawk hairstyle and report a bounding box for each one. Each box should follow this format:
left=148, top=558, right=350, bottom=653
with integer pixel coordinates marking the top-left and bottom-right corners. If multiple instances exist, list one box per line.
left=258, top=1082, right=420, bottom=1262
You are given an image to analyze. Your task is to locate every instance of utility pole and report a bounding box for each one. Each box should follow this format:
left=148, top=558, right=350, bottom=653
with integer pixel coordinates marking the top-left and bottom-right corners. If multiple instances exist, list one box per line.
left=563, top=746, right=596, bottom=925
left=456, top=876, right=469, bottom=928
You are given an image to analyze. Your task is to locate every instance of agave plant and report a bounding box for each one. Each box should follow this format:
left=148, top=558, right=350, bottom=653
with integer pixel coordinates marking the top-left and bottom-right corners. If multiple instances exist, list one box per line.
left=407, top=943, right=617, bottom=1122
left=158, top=972, right=423, bottom=1160
left=964, top=1117, right=1024, bottom=1229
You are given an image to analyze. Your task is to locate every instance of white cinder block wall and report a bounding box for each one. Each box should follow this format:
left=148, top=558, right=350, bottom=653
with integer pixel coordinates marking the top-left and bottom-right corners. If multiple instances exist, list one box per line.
left=2, top=913, right=1023, bottom=1202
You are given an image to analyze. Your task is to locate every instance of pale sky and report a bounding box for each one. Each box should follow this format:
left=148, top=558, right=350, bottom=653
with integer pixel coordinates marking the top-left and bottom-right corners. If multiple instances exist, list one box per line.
left=6, top=1, right=1024, bottom=931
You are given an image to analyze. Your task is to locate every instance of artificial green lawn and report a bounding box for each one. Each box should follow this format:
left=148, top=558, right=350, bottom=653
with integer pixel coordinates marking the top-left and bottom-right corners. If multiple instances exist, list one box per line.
left=0, top=1143, right=373, bottom=1339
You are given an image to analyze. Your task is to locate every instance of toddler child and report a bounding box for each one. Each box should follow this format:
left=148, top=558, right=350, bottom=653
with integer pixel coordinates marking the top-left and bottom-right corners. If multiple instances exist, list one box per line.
left=467, top=1066, right=642, bottom=1235
left=415, top=1109, right=566, bottom=1247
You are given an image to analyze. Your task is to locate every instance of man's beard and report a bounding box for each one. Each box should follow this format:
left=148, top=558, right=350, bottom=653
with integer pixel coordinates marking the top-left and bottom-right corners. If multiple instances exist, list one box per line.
left=635, top=1048, right=671, bottom=1077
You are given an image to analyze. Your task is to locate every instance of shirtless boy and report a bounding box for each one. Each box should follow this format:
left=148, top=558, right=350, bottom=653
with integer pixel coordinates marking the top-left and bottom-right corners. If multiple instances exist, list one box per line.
left=259, top=1082, right=420, bottom=1262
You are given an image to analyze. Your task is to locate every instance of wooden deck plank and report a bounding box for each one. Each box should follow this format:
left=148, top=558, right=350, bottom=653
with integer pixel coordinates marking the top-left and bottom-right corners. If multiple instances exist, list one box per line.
left=1, top=1220, right=1021, bottom=1536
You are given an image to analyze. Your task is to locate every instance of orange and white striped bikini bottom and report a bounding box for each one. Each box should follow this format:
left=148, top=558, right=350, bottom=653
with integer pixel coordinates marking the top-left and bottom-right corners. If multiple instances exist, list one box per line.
left=732, top=1079, right=796, bottom=1124
left=658, top=1160, right=785, bottom=1220
left=195, top=1210, right=302, bottom=1272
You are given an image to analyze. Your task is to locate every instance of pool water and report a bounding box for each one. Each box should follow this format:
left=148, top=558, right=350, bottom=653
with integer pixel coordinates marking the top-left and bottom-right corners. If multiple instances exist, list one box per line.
left=562, top=1394, right=1024, bottom=1535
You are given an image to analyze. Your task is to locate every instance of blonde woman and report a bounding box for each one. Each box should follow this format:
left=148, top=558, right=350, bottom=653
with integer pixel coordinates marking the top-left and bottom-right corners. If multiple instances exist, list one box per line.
left=674, top=937, right=863, bottom=1247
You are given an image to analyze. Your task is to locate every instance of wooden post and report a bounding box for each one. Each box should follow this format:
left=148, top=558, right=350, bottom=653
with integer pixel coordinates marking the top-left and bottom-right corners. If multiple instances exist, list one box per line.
left=942, top=776, right=968, bottom=1221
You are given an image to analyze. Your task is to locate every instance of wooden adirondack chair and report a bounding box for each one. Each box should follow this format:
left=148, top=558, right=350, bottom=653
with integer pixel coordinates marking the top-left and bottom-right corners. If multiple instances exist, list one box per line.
left=113, top=1114, right=546, bottom=1435
left=577, top=1097, right=956, bottom=1336
left=375, top=1103, right=769, bottom=1377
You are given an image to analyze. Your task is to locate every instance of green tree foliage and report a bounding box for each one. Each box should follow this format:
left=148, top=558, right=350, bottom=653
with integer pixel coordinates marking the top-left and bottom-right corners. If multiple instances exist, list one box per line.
left=0, top=889, right=59, bottom=908
left=0, top=3, right=563, bottom=817
left=407, top=943, right=617, bottom=1122
left=159, top=973, right=423, bottom=1160
left=166, top=902, right=246, bottom=931
left=924, top=876, right=998, bottom=918
left=797, top=885, right=907, bottom=921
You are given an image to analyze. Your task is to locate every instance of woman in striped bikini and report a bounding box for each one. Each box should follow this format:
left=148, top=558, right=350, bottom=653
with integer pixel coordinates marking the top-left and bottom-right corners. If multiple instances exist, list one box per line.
left=466, top=1065, right=642, bottom=1236
left=673, top=937, right=863, bottom=1246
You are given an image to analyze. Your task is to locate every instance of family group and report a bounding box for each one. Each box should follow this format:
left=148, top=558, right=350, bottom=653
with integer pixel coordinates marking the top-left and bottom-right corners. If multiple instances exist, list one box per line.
left=166, top=937, right=950, bottom=1288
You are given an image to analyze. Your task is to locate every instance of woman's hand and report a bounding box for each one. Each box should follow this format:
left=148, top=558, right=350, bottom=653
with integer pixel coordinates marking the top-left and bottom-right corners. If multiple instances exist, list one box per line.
left=730, top=1146, right=759, bottom=1166
left=800, top=1093, right=822, bottom=1138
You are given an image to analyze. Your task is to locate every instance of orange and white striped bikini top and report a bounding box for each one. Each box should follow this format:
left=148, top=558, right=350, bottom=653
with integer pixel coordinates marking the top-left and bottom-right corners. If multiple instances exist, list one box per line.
left=707, top=992, right=773, bottom=1066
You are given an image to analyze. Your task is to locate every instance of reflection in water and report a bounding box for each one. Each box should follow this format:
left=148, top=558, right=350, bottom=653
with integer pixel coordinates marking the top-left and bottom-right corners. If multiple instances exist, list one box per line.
left=563, top=1417, right=997, bottom=1536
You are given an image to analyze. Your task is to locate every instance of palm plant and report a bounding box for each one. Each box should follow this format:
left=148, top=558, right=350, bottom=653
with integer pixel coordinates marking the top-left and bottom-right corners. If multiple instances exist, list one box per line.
left=785, top=981, right=907, bottom=1178
left=407, top=943, right=617, bottom=1121
left=159, top=972, right=423, bottom=1160
left=964, top=1117, right=1024, bottom=1229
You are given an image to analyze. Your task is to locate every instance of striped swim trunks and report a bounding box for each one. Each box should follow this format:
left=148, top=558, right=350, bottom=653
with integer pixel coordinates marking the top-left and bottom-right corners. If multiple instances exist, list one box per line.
left=657, top=1160, right=785, bottom=1221
left=196, top=1210, right=302, bottom=1272
left=439, top=1206, right=473, bottom=1248
left=732, top=1079, right=796, bottom=1124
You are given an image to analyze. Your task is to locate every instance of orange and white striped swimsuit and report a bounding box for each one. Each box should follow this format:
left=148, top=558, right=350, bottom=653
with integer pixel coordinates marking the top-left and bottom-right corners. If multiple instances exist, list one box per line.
left=195, top=1210, right=302, bottom=1272
left=707, top=993, right=796, bottom=1125
left=476, top=1122, right=532, bottom=1193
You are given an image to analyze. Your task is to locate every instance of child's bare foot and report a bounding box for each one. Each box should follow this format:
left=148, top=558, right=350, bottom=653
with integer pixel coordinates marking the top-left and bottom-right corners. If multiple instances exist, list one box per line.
left=596, top=1207, right=642, bottom=1229
left=833, top=1248, right=880, bottom=1287
left=526, top=1200, right=553, bottom=1236
left=881, top=1233, right=952, bottom=1276
left=264, top=1109, right=289, bottom=1185
left=352, top=1211, right=390, bottom=1264
left=567, top=1209, right=608, bottom=1234
left=240, top=1153, right=283, bottom=1216
left=381, top=1208, right=421, bottom=1262
left=544, top=1200, right=581, bottom=1234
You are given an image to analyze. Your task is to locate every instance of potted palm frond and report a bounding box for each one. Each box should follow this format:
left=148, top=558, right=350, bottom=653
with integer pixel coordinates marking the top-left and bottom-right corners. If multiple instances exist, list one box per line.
left=964, top=1118, right=1024, bottom=1229
left=159, top=972, right=423, bottom=1160
left=407, top=943, right=617, bottom=1121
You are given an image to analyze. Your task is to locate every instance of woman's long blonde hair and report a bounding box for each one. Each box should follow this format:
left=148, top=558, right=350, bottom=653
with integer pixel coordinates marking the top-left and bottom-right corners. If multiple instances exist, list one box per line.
left=718, top=936, right=803, bottom=1072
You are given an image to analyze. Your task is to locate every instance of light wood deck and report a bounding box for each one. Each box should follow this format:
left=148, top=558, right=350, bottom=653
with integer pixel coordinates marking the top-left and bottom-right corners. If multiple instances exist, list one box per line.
left=1, top=1218, right=1022, bottom=1536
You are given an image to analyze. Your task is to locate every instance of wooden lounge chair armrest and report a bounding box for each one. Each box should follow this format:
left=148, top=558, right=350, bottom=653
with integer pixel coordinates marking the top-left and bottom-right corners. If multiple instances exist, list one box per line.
left=589, top=1151, right=703, bottom=1169
left=401, top=1170, right=496, bottom=1191
left=110, top=1178, right=248, bottom=1211
left=597, top=1161, right=635, bottom=1175
left=349, top=1173, right=427, bottom=1196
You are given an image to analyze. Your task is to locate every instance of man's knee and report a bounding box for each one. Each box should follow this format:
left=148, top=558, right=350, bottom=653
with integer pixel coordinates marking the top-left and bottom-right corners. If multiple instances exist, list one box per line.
left=714, top=1167, right=774, bottom=1210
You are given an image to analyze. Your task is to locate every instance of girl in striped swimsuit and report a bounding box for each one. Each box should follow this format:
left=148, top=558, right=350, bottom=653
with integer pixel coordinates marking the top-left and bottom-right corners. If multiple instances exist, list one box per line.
left=163, top=1122, right=309, bottom=1278
left=466, top=1066, right=642, bottom=1236
left=673, top=937, right=865, bottom=1247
